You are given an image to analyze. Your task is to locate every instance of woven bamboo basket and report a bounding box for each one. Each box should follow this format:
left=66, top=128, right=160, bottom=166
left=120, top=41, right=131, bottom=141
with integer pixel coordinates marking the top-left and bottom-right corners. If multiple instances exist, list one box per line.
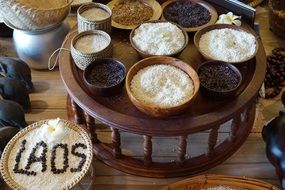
left=71, top=30, right=113, bottom=70
left=78, top=2, right=112, bottom=34
left=160, top=174, right=280, bottom=190
left=0, top=119, right=93, bottom=190
left=269, top=0, right=285, bottom=38
left=0, top=0, right=73, bottom=30
left=247, top=0, right=264, bottom=7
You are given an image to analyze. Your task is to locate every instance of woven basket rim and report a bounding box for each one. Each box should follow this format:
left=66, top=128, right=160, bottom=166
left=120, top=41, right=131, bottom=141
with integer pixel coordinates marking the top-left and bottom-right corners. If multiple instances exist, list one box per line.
left=14, top=0, right=74, bottom=11
left=161, top=174, right=279, bottom=190
left=0, top=119, right=93, bottom=190
left=77, top=2, right=112, bottom=23
left=71, top=30, right=112, bottom=56
left=247, top=0, right=264, bottom=7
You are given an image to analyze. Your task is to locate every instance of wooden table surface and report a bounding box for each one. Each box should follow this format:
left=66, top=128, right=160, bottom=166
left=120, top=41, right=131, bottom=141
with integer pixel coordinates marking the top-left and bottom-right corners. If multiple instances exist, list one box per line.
left=1, top=6, right=285, bottom=190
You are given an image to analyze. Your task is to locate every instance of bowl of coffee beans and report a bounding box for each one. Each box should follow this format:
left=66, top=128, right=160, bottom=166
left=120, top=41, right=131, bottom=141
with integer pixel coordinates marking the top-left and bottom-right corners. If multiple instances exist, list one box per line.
left=83, top=58, right=126, bottom=97
left=197, top=61, right=242, bottom=100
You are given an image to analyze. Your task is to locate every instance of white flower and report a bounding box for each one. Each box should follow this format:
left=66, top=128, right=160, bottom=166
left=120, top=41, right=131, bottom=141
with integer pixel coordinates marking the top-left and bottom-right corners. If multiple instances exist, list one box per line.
left=216, top=12, right=242, bottom=26
left=41, top=118, right=67, bottom=144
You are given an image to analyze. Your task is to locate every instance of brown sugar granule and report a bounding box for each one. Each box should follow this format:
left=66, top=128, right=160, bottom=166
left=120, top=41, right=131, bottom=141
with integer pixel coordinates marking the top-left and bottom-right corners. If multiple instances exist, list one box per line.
left=112, top=0, right=153, bottom=26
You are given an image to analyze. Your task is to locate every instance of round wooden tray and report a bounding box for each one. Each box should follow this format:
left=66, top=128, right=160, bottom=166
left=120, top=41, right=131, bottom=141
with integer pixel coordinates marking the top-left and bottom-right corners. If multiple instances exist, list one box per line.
left=59, top=23, right=266, bottom=177
left=60, top=26, right=265, bottom=136
left=107, top=0, right=162, bottom=30
left=160, top=174, right=279, bottom=190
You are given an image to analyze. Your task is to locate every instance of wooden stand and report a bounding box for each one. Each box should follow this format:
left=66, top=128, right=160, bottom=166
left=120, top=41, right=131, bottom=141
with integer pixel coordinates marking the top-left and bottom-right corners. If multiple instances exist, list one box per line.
left=59, top=24, right=266, bottom=177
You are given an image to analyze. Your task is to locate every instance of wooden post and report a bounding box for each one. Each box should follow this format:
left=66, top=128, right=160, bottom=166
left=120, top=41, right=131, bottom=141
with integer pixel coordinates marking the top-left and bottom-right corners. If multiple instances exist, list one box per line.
left=84, top=112, right=99, bottom=143
left=143, top=135, right=152, bottom=167
left=243, top=103, right=255, bottom=123
left=207, top=125, right=220, bottom=157
left=177, top=135, right=187, bottom=166
left=230, top=115, right=241, bottom=142
left=111, top=128, right=121, bottom=158
left=71, top=99, right=85, bottom=124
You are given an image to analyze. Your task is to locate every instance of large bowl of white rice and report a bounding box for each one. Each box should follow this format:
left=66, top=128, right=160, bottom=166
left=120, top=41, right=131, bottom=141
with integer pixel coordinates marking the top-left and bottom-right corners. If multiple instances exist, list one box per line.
left=130, top=20, right=188, bottom=58
left=126, top=56, right=200, bottom=117
left=194, top=24, right=259, bottom=64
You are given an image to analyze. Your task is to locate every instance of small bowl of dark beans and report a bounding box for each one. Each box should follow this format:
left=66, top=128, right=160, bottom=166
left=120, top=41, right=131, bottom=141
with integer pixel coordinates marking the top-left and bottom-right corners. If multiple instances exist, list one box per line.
left=83, top=58, right=126, bottom=97
left=197, top=61, right=242, bottom=100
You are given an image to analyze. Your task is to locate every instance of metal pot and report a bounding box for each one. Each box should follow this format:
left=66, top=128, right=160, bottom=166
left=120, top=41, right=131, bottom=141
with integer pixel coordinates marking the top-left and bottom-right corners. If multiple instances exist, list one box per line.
left=12, top=21, right=70, bottom=70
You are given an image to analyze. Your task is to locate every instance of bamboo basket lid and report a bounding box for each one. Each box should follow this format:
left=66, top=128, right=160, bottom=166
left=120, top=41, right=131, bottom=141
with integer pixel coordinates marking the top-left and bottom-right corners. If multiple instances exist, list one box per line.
left=160, top=174, right=280, bottom=190
left=0, top=0, right=72, bottom=30
left=0, top=119, right=93, bottom=190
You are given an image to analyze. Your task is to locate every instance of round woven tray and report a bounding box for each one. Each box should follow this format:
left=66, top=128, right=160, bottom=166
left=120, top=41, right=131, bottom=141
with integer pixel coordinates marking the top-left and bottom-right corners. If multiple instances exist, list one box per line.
left=0, top=119, right=93, bottom=190
left=160, top=174, right=279, bottom=190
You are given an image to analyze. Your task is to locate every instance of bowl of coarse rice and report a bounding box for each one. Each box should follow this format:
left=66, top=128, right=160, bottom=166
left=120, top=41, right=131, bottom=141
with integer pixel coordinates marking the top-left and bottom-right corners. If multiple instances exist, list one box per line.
left=126, top=56, right=200, bottom=117
left=130, top=20, right=188, bottom=58
left=194, top=24, right=259, bottom=64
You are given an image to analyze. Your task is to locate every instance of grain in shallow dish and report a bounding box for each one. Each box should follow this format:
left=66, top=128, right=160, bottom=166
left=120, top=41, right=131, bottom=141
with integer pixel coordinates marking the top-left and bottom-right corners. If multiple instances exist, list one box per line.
left=194, top=24, right=258, bottom=63
left=77, top=3, right=112, bottom=33
left=71, top=30, right=112, bottom=70
left=126, top=56, right=199, bottom=117
left=83, top=58, right=126, bottom=97
left=160, top=174, right=279, bottom=190
left=161, top=0, right=218, bottom=32
left=112, top=0, right=153, bottom=26
left=131, top=64, right=194, bottom=108
left=107, top=0, right=162, bottom=30
left=197, top=61, right=242, bottom=99
left=130, top=21, right=188, bottom=57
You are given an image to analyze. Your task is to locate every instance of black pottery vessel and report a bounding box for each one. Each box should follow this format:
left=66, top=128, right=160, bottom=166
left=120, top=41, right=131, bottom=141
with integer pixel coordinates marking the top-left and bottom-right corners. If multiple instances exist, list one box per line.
left=263, top=91, right=285, bottom=190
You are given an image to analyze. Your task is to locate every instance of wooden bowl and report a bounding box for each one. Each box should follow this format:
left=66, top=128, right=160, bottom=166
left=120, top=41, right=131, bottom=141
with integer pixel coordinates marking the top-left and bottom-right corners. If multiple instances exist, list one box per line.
left=197, top=61, right=242, bottom=100
left=83, top=58, right=126, bottom=97
left=107, top=0, right=162, bottom=30
left=194, top=24, right=259, bottom=64
left=126, top=56, right=199, bottom=117
left=161, top=0, right=218, bottom=32
left=130, top=20, right=189, bottom=58
left=160, top=174, right=279, bottom=190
